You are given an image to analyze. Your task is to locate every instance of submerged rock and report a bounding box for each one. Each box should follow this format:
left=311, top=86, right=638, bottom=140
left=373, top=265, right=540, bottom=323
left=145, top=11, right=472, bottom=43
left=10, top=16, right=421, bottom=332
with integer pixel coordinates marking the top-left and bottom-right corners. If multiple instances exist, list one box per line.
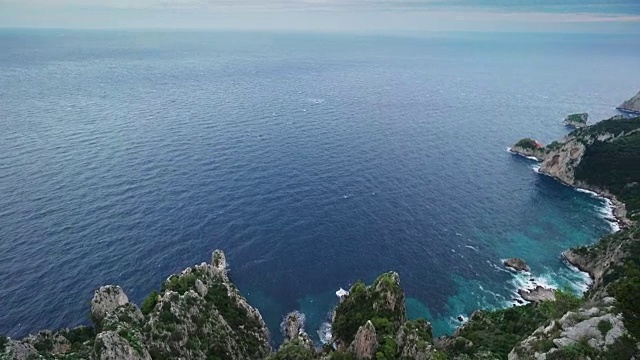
left=504, top=258, right=530, bottom=272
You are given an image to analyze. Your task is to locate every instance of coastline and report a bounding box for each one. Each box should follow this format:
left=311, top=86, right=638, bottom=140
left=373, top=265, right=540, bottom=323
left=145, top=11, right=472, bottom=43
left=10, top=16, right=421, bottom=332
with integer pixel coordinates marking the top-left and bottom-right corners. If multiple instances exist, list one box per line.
left=615, top=107, right=640, bottom=116
left=537, top=167, right=633, bottom=231
left=508, top=151, right=632, bottom=287
left=506, top=147, right=544, bottom=162
left=510, top=143, right=633, bottom=231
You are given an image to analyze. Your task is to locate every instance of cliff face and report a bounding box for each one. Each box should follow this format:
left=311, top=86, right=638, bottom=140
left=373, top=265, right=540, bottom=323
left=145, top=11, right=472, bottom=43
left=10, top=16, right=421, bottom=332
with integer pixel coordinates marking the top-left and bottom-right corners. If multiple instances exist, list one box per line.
left=538, top=116, right=640, bottom=225
left=618, top=90, right=640, bottom=114
left=435, top=114, right=640, bottom=360
left=509, top=138, right=547, bottom=161
left=539, top=137, right=585, bottom=185
left=0, top=259, right=446, bottom=360
left=1, top=250, right=272, bottom=360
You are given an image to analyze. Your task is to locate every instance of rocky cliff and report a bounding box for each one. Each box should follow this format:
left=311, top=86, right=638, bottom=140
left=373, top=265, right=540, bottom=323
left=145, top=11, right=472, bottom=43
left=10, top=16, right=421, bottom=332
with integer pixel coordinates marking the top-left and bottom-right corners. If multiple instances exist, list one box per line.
left=617, top=90, right=640, bottom=114
left=509, top=138, right=547, bottom=161
left=534, top=116, right=640, bottom=225
left=1, top=250, right=272, bottom=360
left=0, top=260, right=447, bottom=360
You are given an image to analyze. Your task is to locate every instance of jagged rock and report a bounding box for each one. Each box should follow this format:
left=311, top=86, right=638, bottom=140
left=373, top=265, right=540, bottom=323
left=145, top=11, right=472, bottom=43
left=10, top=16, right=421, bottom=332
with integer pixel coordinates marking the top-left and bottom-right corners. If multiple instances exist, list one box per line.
left=372, top=272, right=406, bottom=324
left=212, top=249, right=227, bottom=273
left=350, top=320, right=378, bottom=359
left=539, top=137, right=586, bottom=185
left=101, top=303, right=144, bottom=332
left=332, top=272, right=407, bottom=350
left=195, top=278, right=208, bottom=297
left=5, top=341, right=38, bottom=360
left=140, top=252, right=271, bottom=359
left=563, top=227, right=637, bottom=294
left=95, top=331, right=151, bottom=360
left=617, top=90, right=640, bottom=114
left=91, top=285, right=130, bottom=324
left=504, top=258, right=530, bottom=272
left=282, top=311, right=305, bottom=342
left=32, top=331, right=70, bottom=355
left=553, top=313, right=625, bottom=349
left=396, top=319, right=438, bottom=360
left=518, top=286, right=556, bottom=302
left=509, top=298, right=630, bottom=360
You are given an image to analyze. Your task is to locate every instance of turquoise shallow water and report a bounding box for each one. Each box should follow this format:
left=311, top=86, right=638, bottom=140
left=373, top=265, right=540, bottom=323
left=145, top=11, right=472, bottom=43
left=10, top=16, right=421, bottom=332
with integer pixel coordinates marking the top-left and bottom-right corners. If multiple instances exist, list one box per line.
left=0, top=30, right=638, bottom=344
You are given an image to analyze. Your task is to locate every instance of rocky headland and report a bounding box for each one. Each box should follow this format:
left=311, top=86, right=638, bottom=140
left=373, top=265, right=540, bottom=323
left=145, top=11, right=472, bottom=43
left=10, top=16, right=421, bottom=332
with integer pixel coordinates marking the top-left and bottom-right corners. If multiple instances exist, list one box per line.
left=508, top=138, right=547, bottom=161
left=617, top=90, right=640, bottom=115
left=563, top=113, right=588, bottom=128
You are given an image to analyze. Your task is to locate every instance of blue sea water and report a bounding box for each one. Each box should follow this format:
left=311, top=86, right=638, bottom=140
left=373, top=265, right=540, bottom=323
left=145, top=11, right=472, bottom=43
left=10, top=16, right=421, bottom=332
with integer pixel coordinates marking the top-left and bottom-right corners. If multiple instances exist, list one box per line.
left=1, top=30, right=639, bottom=344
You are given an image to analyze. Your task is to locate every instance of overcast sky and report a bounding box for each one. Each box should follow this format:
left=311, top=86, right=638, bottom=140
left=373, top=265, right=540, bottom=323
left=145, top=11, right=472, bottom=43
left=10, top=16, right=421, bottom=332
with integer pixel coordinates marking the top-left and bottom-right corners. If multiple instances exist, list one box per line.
left=2, top=0, right=640, bottom=32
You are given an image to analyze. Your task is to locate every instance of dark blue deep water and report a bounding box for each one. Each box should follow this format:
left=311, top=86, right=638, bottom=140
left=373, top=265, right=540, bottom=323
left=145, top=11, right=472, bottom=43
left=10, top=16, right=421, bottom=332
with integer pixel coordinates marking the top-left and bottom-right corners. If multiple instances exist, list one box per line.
left=1, top=30, right=639, bottom=343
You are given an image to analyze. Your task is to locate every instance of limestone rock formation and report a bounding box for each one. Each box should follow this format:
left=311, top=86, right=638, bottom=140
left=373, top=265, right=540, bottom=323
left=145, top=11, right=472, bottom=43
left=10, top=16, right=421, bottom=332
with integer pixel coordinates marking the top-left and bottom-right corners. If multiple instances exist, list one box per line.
left=518, top=285, right=556, bottom=303
left=617, top=90, right=640, bottom=114
left=509, top=138, right=547, bottom=161
left=508, top=302, right=629, bottom=360
left=563, top=227, right=639, bottom=296
left=504, top=258, right=530, bottom=272
left=4, top=341, right=38, bottom=360
left=350, top=321, right=378, bottom=359
left=282, top=311, right=305, bottom=342
left=332, top=271, right=407, bottom=349
left=140, top=254, right=271, bottom=359
left=95, top=331, right=152, bottom=360
left=91, top=285, right=130, bottom=324
left=539, top=137, right=585, bottom=185
left=372, top=272, right=406, bottom=323
left=396, top=319, right=438, bottom=360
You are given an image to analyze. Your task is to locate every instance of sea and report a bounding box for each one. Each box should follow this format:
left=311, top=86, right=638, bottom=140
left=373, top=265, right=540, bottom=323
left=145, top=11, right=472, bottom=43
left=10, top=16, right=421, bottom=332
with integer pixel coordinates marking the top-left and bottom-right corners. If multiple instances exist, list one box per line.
left=1, top=30, right=639, bottom=344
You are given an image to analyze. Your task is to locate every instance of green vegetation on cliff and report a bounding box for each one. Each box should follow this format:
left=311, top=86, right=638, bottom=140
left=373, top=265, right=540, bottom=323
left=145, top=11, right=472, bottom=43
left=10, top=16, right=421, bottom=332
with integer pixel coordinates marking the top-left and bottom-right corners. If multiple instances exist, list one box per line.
left=443, top=291, right=583, bottom=359
left=564, top=113, right=588, bottom=127
left=514, top=138, right=541, bottom=150
left=573, top=118, right=640, bottom=220
left=608, top=233, right=640, bottom=339
left=333, top=273, right=406, bottom=345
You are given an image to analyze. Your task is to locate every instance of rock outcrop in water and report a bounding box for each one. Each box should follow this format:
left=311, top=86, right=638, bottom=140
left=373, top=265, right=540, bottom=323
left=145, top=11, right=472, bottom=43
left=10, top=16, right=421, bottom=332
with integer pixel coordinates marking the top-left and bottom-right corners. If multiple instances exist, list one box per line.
left=518, top=286, right=556, bottom=303
left=509, top=138, right=547, bottom=161
left=617, top=90, right=640, bottom=114
left=504, top=258, right=529, bottom=272
left=563, top=113, right=588, bottom=128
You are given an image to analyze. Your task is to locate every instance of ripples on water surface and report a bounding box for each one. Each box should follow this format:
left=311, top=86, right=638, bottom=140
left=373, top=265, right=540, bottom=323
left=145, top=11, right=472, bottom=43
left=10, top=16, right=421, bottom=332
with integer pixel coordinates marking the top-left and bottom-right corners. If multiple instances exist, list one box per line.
left=1, top=30, right=639, bottom=342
